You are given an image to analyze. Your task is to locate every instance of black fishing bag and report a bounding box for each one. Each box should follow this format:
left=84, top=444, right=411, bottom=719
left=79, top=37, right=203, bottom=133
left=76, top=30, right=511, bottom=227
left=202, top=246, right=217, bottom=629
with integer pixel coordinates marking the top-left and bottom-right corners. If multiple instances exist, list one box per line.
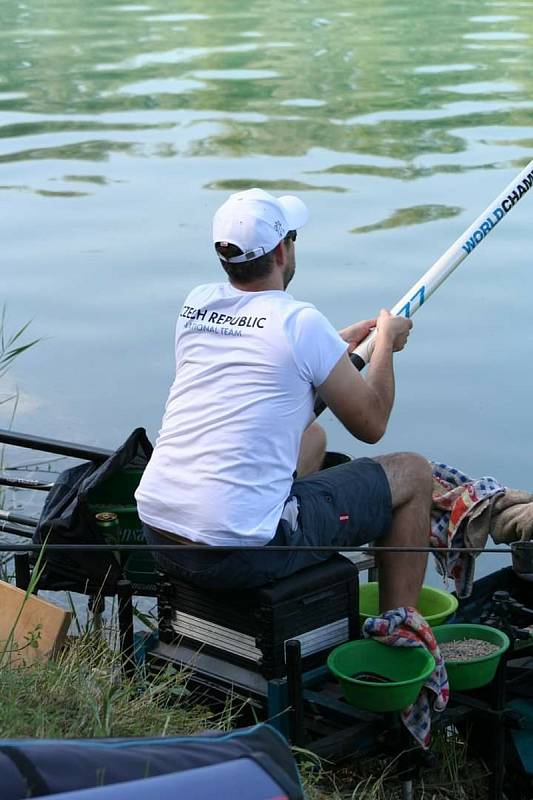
left=0, top=724, right=304, bottom=800
left=32, top=428, right=153, bottom=594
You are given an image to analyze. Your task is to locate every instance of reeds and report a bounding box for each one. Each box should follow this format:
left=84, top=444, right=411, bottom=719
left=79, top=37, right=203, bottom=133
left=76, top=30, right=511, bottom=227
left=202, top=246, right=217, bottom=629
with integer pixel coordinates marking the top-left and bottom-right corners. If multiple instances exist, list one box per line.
left=0, top=308, right=41, bottom=509
left=0, top=306, right=40, bottom=386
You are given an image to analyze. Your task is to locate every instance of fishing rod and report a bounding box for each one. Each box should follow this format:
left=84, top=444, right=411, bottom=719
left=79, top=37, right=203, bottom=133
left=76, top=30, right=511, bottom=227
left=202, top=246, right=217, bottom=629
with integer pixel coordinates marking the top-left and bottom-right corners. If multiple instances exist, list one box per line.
left=0, top=543, right=513, bottom=554
left=0, top=522, right=34, bottom=539
left=0, top=429, right=113, bottom=463
left=315, top=158, right=533, bottom=416
left=0, top=508, right=40, bottom=538
left=0, top=476, right=54, bottom=491
left=0, top=509, right=38, bottom=527
left=0, top=430, right=112, bottom=498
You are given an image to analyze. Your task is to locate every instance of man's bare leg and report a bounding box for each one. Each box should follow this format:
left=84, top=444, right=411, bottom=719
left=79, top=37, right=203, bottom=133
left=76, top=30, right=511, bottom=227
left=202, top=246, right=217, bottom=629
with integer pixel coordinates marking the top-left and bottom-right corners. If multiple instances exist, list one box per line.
left=297, top=422, right=327, bottom=477
left=372, top=452, right=433, bottom=612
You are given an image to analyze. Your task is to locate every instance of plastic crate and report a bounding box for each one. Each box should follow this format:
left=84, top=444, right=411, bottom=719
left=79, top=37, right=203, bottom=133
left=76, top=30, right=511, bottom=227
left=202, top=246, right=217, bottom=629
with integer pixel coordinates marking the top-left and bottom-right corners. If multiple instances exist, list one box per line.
left=158, top=554, right=360, bottom=680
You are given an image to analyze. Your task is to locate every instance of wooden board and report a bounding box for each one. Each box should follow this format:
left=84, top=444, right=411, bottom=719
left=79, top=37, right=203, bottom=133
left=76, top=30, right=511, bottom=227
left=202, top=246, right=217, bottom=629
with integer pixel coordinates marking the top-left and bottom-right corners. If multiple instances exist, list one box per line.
left=0, top=580, right=71, bottom=665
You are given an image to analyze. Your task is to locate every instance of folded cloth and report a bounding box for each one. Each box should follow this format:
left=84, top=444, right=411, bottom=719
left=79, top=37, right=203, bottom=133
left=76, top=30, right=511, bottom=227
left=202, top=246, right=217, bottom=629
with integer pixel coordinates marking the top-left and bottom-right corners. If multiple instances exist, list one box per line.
left=465, top=489, right=533, bottom=546
left=430, top=462, right=505, bottom=597
left=363, top=607, right=449, bottom=749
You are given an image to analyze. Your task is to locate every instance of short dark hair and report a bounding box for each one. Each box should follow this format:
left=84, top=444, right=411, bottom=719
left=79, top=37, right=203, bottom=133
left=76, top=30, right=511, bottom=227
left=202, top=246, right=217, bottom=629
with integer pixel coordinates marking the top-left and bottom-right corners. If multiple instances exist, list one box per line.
left=215, top=232, right=294, bottom=285
left=215, top=242, right=275, bottom=285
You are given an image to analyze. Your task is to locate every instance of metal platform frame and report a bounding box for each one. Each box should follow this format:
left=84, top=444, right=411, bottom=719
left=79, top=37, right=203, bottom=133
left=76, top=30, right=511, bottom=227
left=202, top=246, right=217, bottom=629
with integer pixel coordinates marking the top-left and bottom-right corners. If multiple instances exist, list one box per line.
left=13, top=548, right=511, bottom=798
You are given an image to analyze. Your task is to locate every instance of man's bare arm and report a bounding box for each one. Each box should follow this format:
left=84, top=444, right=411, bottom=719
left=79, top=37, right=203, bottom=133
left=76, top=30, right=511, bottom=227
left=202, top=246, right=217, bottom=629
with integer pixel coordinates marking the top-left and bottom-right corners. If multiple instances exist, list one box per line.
left=317, top=310, right=412, bottom=443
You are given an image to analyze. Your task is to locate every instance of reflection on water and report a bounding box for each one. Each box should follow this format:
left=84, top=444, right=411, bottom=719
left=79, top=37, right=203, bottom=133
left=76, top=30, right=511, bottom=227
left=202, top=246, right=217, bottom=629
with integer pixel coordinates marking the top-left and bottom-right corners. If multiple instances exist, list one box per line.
left=205, top=178, right=347, bottom=193
left=1, top=0, right=533, bottom=583
left=350, top=204, right=463, bottom=235
left=309, top=160, right=522, bottom=180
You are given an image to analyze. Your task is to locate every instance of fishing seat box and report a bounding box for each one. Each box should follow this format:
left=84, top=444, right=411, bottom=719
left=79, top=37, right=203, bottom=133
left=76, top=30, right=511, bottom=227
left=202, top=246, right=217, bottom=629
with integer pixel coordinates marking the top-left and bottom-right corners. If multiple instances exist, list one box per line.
left=156, top=554, right=360, bottom=682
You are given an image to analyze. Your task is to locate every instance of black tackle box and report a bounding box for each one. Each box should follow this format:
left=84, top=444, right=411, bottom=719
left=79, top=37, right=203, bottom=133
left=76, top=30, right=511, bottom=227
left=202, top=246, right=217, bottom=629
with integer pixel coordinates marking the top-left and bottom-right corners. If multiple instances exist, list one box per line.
left=157, top=554, right=360, bottom=680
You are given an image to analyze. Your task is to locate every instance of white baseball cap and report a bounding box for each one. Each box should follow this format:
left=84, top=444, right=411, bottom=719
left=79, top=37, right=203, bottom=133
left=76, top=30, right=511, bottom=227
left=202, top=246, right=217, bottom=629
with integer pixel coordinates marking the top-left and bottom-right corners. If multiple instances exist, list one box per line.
left=212, top=188, right=309, bottom=264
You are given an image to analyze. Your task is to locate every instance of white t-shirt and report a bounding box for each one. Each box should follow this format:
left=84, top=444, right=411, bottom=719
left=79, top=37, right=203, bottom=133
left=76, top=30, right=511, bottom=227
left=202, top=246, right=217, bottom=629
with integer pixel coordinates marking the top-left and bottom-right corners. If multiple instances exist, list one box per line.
left=135, top=282, right=347, bottom=545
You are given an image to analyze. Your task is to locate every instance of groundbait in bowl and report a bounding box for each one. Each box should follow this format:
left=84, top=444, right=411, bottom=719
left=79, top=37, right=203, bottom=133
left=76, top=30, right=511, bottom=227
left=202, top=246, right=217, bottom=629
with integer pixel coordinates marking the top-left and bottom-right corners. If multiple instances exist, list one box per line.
left=433, top=623, right=509, bottom=690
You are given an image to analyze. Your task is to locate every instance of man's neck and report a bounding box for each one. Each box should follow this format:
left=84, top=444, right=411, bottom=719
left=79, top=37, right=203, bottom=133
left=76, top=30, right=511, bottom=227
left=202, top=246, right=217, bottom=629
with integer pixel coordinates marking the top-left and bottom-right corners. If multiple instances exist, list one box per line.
left=229, top=275, right=285, bottom=293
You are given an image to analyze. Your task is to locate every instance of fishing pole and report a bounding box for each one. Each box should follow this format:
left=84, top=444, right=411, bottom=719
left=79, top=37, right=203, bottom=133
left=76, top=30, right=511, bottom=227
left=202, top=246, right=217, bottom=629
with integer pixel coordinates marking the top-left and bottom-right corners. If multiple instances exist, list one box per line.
left=0, top=543, right=514, bottom=554
left=315, top=158, right=533, bottom=416
left=0, top=475, right=54, bottom=491
left=0, top=509, right=38, bottom=527
left=0, top=429, right=113, bottom=463
left=0, top=522, right=34, bottom=539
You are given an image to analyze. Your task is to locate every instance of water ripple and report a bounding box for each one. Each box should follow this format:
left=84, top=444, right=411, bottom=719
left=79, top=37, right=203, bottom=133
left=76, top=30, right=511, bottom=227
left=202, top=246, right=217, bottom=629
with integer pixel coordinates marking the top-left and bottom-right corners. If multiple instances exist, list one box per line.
left=95, top=43, right=264, bottom=71
left=192, top=69, right=278, bottom=81
left=143, top=13, right=208, bottom=22
left=463, top=31, right=528, bottom=40
left=413, top=64, right=479, bottom=74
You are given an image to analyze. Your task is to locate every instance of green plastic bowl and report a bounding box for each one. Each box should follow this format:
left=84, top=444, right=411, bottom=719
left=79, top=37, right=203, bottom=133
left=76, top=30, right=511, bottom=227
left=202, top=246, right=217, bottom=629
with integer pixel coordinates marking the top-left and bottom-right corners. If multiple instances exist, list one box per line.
left=327, top=639, right=435, bottom=712
left=433, top=623, right=510, bottom=691
left=359, top=583, right=459, bottom=628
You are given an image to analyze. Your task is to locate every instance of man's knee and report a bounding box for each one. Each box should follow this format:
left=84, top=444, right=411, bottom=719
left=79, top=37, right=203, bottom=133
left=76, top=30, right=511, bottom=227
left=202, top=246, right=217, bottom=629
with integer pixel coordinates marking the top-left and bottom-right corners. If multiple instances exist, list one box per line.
left=374, top=451, right=432, bottom=507
left=400, top=451, right=432, bottom=486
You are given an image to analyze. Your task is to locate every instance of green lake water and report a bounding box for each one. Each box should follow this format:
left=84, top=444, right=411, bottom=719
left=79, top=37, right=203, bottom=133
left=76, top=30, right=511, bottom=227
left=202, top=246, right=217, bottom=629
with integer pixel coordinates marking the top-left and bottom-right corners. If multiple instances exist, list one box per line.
left=1, top=0, right=533, bottom=577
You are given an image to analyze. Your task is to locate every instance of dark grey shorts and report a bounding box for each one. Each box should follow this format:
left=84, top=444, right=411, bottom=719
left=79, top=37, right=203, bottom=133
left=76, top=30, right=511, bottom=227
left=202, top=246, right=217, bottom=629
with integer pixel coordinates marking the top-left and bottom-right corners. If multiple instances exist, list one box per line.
left=143, top=457, right=392, bottom=590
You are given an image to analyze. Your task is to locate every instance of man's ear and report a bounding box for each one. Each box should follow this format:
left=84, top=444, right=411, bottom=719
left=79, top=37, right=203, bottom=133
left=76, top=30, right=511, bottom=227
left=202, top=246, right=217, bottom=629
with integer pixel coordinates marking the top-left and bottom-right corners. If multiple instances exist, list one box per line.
left=272, top=240, right=286, bottom=266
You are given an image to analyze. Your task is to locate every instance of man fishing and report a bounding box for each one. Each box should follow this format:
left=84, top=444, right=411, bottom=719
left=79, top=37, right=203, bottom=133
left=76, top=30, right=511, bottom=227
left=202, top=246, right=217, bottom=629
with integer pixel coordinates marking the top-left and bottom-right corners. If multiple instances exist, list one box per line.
left=135, top=188, right=432, bottom=612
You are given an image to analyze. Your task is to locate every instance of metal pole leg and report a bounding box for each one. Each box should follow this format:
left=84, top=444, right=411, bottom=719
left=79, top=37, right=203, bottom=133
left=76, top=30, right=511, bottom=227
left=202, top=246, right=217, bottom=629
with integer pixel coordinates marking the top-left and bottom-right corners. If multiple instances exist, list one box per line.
left=117, top=579, right=135, bottom=678
left=286, top=639, right=306, bottom=746
left=397, top=714, right=416, bottom=800
left=488, top=658, right=506, bottom=800
left=14, top=553, right=31, bottom=590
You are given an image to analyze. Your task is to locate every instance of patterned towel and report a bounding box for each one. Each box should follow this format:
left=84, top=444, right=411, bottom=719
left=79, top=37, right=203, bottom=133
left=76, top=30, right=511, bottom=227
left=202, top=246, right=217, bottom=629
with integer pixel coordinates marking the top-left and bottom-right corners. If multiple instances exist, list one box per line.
left=430, top=462, right=505, bottom=597
left=363, top=607, right=449, bottom=749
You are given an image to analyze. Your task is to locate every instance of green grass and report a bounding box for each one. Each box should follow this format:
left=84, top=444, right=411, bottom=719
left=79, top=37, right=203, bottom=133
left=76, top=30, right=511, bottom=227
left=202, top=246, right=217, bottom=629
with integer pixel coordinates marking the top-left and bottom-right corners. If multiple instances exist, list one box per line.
left=0, top=629, right=220, bottom=739
left=0, top=549, right=221, bottom=739
left=300, top=729, right=490, bottom=799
